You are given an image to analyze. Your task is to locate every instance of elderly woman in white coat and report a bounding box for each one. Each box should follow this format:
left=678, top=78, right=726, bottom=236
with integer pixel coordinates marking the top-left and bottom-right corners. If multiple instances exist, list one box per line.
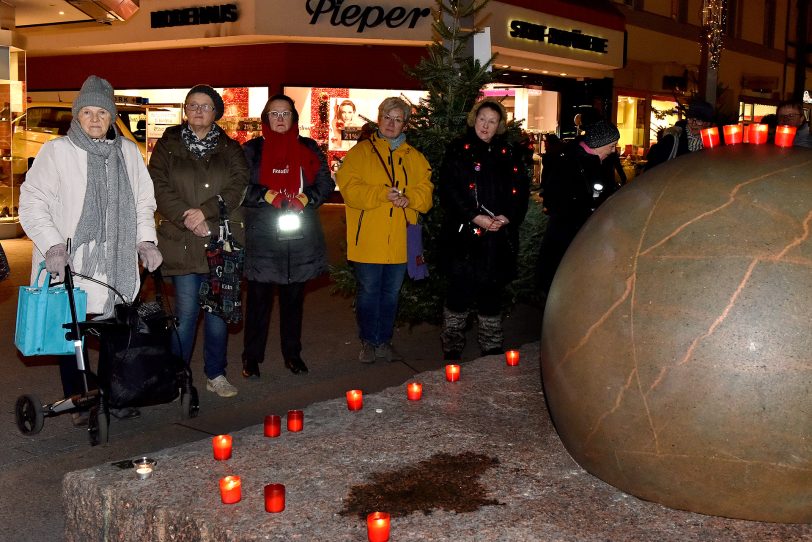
left=19, top=75, right=162, bottom=425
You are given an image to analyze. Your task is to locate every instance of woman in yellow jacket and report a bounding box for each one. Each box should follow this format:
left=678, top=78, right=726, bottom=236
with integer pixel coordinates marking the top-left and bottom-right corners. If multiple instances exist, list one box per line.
left=336, top=97, right=433, bottom=363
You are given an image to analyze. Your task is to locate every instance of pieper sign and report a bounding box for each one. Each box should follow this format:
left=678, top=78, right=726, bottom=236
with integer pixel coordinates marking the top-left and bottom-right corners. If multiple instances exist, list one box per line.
left=509, top=20, right=609, bottom=54
left=306, top=0, right=431, bottom=33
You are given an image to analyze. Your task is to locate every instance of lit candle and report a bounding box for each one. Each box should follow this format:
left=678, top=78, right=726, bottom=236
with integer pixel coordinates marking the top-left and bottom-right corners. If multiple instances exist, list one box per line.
left=134, top=457, right=155, bottom=480
left=287, top=410, right=304, bottom=432
left=212, top=435, right=232, bottom=461
left=700, top=127, right=720, bottom=149
left=774, top=125, right=797, bottom=148
left=264, top=415, right=281, bottom=438
left=264, top=483, right=285, bottom=513
left=505, top=350, right=520, bottom=366
left=346, top=389, right=363, bottom=411
left=219, top=475, right=241, bottom=504
left=366, top=511, right=391, bottom=542
left=749, top=123, right=768, bottom=144
left=445, top=364, right=460, bottom=382
left=722, top=124, right=743, bottom=145
left=406, top=382, right=423, bottom=401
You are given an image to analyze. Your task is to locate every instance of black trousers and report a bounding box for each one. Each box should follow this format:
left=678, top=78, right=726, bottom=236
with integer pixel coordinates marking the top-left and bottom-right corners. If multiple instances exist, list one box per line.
left=242, top=280, right=306, bottom=364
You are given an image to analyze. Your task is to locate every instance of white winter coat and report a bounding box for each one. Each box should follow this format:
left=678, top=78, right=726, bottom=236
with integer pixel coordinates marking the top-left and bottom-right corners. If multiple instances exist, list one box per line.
left=19, top=136, right=158, bottom=314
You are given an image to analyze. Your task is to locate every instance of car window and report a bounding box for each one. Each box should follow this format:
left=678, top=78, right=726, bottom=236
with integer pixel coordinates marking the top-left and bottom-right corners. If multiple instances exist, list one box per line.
left=118, top=111, right=147, bottom=142
left=25, top=107, right=72, bottom=136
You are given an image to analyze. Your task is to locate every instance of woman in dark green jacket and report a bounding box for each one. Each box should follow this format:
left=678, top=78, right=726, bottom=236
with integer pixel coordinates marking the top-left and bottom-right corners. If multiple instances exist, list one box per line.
left=149, top=85, right=248, bottom=398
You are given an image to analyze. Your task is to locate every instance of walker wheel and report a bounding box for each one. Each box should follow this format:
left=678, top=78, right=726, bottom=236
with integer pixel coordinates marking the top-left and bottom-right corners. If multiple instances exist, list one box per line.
left=15, top=394, right=45, bottom=435
left=181, top=386, right=200, bottom=419
left=88, top=401, right=109, bottom=446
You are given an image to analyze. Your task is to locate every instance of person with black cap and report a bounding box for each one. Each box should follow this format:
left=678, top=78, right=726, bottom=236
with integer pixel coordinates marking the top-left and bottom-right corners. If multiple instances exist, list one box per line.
left=644, top=99, right=714, bottom=172
left=19, top=74, right=161, bottom=425
left=537, top=119, right=620, bottom=295
left=149, top=84, right=248, bottom=398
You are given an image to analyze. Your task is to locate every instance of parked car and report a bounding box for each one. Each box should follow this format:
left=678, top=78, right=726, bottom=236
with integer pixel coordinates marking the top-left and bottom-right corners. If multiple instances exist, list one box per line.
left=12, top=102, right=149, bottom=175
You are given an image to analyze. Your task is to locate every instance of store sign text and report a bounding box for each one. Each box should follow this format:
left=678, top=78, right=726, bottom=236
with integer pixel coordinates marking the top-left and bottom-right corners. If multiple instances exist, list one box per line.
left=306, top=0, right=431, bottom=33
left=509, top=20, right=608, bottom=54
left=151, top=4, right=238, bottom=28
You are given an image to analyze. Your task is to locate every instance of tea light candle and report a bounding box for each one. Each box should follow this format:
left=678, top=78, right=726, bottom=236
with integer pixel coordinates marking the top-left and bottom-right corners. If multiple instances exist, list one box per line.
left=346, top=389, right=363, bottom=411
left=774, top=125, right=797, bottom=148
left=445, top=364, right=460, bottom=382
left=406, top=382, right=423, bottom=401
left=264, top=415, right=281, bottom=438
left=700, top=127, right=720, bottom=149
left=367, top=511, right=391, bottom=542
left=722, top=124, right=743, bottom=145
left=505, top=350, right=520, bottom=366
left=212, top=435, right=232, bottom=460
left=219, top=475, right=241, bottom=504
left=287, top=410, right=304, bottom=432
left=749, top=123, right=768, bottom=144
left=134, top=457, right=155, bottom=480
left=264, top=483, right=285, bottom=513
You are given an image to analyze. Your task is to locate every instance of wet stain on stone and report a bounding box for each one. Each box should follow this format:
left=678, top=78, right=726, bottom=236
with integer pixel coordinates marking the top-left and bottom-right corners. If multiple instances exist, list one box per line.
left=340, top=451, right=502, bottom=519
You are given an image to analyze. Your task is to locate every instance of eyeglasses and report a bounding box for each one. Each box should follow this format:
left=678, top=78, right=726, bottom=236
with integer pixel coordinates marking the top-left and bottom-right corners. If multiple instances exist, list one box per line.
left=268, top=111, right=292, bottom=119
left=778, top=113, right=801, bottom=120
left=383, top=114, right=405, bottom=125
left=184, top=103, right=215, bottom=113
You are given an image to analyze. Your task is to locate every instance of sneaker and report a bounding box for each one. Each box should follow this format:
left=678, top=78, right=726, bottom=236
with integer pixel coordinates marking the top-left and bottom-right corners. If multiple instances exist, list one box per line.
left=110, top=407, right=141, bottom=420
left=207, top=375, right=238, bottom=397
left=359, top=342, right=376, bottom=364
left=376, top=343, right=403, bottom=362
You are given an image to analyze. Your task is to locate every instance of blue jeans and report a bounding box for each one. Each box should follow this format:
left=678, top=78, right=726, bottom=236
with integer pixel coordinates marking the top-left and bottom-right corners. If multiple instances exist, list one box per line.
left=353, top=262, right=406, bottom=346
left=171, top=273, right=228, bottom=380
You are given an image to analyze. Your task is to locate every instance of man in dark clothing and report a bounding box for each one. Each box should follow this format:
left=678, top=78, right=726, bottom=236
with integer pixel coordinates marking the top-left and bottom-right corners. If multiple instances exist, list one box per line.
left=537, top=120, right=620, bottom=295
left=644, top=100, right=713, bottom=172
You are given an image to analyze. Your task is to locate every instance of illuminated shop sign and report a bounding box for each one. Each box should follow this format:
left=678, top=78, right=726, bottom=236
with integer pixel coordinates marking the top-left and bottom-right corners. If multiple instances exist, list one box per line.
left=306, top=0, right=431, bottom=33
left=151, top=4, right=238, bottom=28
left=509, top=20, right=608, bottom=54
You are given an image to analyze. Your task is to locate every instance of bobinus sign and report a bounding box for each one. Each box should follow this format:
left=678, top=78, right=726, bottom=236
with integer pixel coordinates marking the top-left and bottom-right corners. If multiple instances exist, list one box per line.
left=151, top=3, right=238, bottom=28
left=305, top=0, right=431, bottom=33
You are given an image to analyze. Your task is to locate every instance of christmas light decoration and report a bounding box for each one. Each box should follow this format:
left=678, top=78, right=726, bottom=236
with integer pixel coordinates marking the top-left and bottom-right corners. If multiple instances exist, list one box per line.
left=702, top=0, right=726, bottom=70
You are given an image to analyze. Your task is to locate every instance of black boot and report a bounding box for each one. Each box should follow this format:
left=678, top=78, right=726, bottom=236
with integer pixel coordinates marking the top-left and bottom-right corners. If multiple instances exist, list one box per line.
left=441, top=308, right=468, bottom=360
left=477, top=314, right=504, bottom=356
left=242, top=358, right=260, bottom=379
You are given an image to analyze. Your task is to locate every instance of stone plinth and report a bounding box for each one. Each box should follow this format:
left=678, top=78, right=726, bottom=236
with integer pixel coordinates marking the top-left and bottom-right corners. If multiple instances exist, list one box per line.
left=64, top=343, right=812, bottom=540
left=542, top=146, right=812, bottom=523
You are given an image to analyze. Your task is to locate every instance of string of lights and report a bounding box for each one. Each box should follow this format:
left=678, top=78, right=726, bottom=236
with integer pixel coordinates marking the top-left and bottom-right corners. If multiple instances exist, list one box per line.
left=702, top=0, right=727, bottom=70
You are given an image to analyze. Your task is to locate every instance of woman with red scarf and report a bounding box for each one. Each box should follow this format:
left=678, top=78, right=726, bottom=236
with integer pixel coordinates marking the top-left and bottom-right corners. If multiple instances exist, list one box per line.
left=240, top=94, right=335, bottom=378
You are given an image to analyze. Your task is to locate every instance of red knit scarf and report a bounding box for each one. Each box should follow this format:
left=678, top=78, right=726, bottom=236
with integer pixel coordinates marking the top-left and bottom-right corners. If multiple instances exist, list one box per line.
left=259, top=121, right=321, bottom=195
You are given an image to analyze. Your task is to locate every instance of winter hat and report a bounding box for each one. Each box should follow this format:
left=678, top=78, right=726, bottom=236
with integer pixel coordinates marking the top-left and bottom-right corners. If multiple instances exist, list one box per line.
left=186, top=84, right=224, bottom=120
left=582, top=120, right=620, bottom=149
left=72, top=75, right=117, bottom=118
left=686, top=100, right=714, bottom=122
left=467, top=98, right=508, bottom=135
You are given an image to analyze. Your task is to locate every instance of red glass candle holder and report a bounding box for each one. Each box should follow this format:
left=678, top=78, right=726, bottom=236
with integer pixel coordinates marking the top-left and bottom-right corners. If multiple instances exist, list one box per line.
left=287, top=410, right=304, bottom=432
left=445, top=364, right=460, bottom=382
left=264, top=483, right=285, bottom=513
left=722, top=124, right=743, bottom=145
left=774, top=125, right=797, bottom=148
left=346, top=389, right=363, bottom=411
left=749, top=123, right=768, bottom=144
left=367, top=511, right=391, bottom=542
left=700, top=127, right=720, bottom=149
left=212, top=434, right=232, bottom=460
left=264, top=415, right=281, bottom=438
left=505, top=350, right=520, bottom=366
left=219, top=475, right=241, bottom=504
left=406, top=382, right=423, bottom=401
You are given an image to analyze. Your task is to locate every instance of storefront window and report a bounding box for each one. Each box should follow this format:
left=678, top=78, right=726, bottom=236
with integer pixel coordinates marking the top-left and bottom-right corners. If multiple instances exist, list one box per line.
left=615, top=95, right=646, bottom=157
left=739, top=101, right=775, bottom=124
left=3, top=48, right=26, bottom=238
left=650, top=98, right=680, bottom=141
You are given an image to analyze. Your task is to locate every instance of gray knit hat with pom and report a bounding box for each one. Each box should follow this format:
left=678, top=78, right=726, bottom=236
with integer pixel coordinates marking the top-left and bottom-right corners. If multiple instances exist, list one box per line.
left=72, top=75, right=117, bottom=118
left=583, top=120, right=620, bottom=149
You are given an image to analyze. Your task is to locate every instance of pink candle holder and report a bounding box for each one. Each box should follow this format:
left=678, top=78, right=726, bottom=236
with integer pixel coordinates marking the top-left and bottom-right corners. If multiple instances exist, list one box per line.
left=287, top=410, right=304, bottom=432
left=212, top=435, right=232, bottom=460
left=219, top=475, right=241, bottom=504
left=346, top=389, right=363, bottom=411
left=367, top=511, right=391, bottom=542
left=264, top=415, right=281, bottom=438
left=505, top=350, right=520, bottom=366
left=406, top=382, right=423, bottom=401
left=774, top=125, right=797, bottom=148
left=445, top=364, right=461, bottom=382
left=264, top=483, right=285, bottom=513
left=748, top=123, right=768, bottom=145
left=722, top=124, right=743, bottom=145
left=700, top=127, right=720, bottom=149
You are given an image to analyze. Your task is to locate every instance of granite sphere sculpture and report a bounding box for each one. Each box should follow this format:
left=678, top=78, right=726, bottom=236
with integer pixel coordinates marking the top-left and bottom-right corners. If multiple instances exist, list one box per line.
left=540, top=145, right=811, bottom=523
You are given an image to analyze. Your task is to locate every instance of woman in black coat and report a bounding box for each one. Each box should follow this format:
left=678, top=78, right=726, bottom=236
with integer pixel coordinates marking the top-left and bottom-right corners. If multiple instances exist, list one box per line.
left=439, top=99, right=531, bottom=360
left=240, top=94, right=335, bottom=378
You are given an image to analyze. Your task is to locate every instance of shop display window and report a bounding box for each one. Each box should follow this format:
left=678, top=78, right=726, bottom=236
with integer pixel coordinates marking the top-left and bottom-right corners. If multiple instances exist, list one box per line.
left=2, top=49, right=26, bottom=238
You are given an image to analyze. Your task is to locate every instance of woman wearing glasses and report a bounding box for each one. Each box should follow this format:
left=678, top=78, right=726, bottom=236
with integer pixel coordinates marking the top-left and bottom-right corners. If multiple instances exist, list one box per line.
left=149, top=84, right=248, bottom=398
left=239, top=94, right=334, bottom=378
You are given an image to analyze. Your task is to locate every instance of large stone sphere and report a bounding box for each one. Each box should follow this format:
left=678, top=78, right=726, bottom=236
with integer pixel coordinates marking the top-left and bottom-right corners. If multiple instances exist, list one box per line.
left=541, top=145, right=811, bottom=523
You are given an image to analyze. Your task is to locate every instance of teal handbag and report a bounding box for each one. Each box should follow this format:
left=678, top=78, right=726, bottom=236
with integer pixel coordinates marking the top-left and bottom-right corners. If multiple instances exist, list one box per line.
left=15, top=262, right=87, bottom=356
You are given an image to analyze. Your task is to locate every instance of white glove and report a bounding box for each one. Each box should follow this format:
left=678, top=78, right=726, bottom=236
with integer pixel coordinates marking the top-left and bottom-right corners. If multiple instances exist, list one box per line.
left=44, top=243, right=70, bottom=282
left=137, top=241, right=163, bottom=272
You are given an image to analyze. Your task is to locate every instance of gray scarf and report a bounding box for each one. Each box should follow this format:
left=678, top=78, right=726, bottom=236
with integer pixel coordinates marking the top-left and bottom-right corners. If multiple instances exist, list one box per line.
left=68, top=119, right=137, bottom=317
